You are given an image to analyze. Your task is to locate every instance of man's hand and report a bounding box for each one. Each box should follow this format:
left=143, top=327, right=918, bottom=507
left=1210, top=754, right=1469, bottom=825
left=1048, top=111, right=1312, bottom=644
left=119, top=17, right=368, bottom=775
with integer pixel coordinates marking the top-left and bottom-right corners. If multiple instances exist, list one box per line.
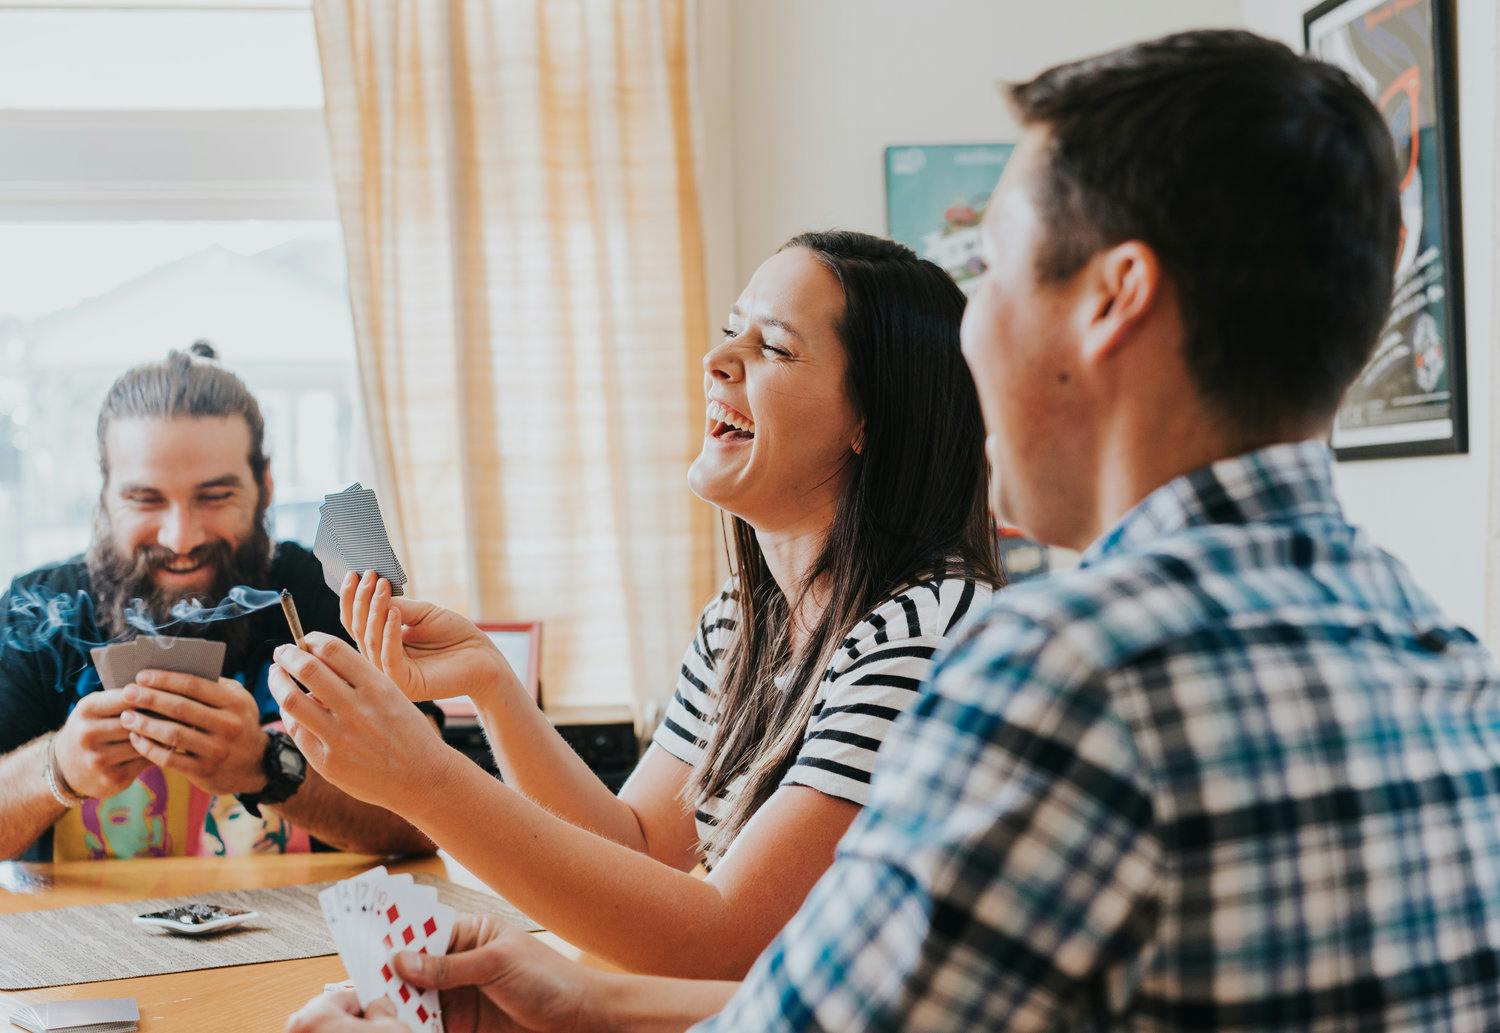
left=391, top=915, right=600, bottom=1033
left=285, top=992, right=404, bottom=1033
left=51, top=689, right=152, bottom=800
left=120, top=670, right=268, bottom=795
left=341, top=572, right=521, bottom=705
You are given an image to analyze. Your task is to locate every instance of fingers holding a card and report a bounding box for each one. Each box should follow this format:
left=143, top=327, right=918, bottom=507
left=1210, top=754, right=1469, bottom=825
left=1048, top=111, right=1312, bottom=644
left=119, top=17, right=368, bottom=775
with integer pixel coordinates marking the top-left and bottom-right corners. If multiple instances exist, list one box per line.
left=339, top=571, right=523, bottom=708
left=342, top=571, right=418, bottom=695
left=293, top=907, right=608, bottom=1033
left=51, top=689, right=153, bottom=799
left=285, top=990, right=405, bottom=1033
left=391, top=917, right=607, bottom=1033
left=270, top=633, right=453, bottom=809
left=119, top=670, right=270, bottom=795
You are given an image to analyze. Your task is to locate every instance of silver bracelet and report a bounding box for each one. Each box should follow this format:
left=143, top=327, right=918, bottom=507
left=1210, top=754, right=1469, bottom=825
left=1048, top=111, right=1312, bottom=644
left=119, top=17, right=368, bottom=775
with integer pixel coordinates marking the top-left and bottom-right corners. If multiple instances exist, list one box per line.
left=42, top=732, right=85, bottom=810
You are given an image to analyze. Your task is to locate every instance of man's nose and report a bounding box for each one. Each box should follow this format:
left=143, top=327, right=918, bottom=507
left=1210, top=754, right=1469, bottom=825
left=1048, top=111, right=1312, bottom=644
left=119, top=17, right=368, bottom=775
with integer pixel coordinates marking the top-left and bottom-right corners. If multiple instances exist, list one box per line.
left=156, top=506, right=207, bottom=555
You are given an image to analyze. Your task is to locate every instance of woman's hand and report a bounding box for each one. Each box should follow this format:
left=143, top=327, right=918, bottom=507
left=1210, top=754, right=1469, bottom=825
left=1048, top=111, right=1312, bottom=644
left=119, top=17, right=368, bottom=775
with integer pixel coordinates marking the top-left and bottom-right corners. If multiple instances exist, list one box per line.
left=268, top=632, right=456, bottom=811
left=340, top=572, right=522, bottom=705
left=393, top=915, right=603, bottom=1033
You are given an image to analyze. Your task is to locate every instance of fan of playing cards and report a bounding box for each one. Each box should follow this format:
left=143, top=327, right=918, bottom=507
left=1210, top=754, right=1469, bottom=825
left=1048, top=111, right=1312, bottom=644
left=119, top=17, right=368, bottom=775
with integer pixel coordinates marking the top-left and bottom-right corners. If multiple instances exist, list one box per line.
left=91, top=636, right=226, bottom=689
left=320, top=867, right=454, bottom=1033
left=314, top=483, right=408, bottom=597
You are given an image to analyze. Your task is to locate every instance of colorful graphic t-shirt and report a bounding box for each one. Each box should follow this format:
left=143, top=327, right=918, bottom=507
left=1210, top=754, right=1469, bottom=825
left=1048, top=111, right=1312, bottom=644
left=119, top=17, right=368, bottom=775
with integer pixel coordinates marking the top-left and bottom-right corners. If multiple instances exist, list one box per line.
left=52, top=759, right=311, bottom=859
left=0, top=543, right=438, bottom=861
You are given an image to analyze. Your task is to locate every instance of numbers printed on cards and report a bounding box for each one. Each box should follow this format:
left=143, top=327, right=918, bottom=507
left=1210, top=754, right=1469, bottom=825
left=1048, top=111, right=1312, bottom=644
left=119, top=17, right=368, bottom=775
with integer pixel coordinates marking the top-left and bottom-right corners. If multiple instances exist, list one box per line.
left=319, top=866, right=455, bottom=1033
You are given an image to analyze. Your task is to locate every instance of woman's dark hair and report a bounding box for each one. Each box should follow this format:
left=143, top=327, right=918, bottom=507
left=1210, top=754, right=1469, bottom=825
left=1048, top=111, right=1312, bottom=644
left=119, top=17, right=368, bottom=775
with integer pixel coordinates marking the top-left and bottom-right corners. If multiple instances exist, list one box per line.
left=1008, top=29, right=1401, bottom=437
left=691, top=229, right=1002, bottom=859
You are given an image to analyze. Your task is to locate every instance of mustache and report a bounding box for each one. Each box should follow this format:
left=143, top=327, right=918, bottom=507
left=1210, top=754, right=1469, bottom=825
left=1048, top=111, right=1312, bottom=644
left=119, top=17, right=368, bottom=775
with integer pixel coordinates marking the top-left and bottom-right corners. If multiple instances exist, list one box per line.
left=86, top=515, right=274, bottom=647
left=132, top=541, right=233, bottom=574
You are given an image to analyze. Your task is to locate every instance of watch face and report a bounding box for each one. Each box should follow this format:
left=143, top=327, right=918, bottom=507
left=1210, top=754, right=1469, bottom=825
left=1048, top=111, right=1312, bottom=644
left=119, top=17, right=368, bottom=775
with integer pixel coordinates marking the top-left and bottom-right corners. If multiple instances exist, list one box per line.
left=277, top=744, right=307, bottom=780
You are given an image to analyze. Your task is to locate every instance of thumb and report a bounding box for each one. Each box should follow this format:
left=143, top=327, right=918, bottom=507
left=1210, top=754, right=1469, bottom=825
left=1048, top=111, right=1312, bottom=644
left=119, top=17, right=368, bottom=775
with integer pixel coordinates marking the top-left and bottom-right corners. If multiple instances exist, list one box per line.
left=364, top=996, right=398, bottom=1019
left=393, top=946, right=497, bottom=990
left=390, top=598, right=437, bottom=627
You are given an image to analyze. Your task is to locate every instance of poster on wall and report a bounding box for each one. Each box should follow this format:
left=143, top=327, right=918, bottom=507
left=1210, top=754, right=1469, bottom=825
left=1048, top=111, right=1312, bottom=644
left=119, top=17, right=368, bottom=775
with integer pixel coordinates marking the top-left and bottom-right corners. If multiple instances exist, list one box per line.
left=884, top=143, right=1013, bottom=296
left=1305, top=0, right=1465, bottom=460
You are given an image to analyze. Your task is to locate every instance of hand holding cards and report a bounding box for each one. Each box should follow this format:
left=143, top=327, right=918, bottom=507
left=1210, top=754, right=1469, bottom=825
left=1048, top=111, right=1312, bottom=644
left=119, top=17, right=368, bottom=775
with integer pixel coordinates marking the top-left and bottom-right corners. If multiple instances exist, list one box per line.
left=319, top=866, right=454, bottom=1033
left=314, top=483, right=408, bottom=597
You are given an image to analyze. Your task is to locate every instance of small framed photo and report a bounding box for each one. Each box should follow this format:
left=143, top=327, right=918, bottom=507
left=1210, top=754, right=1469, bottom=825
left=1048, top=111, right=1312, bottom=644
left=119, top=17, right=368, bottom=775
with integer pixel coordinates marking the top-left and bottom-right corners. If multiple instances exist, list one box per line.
left=884, top=143, right=1013, bottom=296
left=433, top=621, right=542, bottom=720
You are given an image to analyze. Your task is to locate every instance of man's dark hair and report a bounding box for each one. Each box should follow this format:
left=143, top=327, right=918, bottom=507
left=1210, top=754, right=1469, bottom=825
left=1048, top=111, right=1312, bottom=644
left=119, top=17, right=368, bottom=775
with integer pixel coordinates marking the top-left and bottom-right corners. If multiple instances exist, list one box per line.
left=96, top=340, right=269, bottom=483
left=1009, top=29, right=1401, bottom=436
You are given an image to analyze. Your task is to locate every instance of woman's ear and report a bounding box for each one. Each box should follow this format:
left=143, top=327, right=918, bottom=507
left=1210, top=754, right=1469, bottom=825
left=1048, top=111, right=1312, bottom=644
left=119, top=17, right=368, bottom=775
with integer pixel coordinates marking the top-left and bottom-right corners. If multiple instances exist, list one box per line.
left=852, top=422, right=866, bottom=456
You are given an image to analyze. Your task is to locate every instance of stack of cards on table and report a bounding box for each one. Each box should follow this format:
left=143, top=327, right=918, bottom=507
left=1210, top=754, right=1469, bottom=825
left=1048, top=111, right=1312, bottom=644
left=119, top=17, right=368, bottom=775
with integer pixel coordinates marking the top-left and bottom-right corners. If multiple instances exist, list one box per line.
left=4, top=998, right=139, bottom=1033
left=90, top=636, right=226, bottom=690
left=319, top=866, right=454, bottom=1033
left=314, top=483, right=408, bottom=597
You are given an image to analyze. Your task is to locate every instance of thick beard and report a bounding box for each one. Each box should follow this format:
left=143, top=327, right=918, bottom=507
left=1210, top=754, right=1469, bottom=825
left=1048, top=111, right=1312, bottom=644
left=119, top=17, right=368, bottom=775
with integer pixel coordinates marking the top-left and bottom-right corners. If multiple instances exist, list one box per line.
left=86, top=503, right=274, bottom=671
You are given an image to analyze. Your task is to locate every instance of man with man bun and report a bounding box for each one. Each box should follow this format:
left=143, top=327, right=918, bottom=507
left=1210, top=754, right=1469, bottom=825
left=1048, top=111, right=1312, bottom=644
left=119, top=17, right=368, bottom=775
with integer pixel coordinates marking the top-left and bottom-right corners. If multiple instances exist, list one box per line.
left=0, top=343, right=437, bottom=861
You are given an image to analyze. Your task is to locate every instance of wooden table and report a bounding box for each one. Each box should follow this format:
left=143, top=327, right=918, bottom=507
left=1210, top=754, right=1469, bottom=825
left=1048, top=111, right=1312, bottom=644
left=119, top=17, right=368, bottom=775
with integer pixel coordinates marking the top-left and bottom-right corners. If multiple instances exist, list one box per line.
left=0, top=853, right=571, bottom=1032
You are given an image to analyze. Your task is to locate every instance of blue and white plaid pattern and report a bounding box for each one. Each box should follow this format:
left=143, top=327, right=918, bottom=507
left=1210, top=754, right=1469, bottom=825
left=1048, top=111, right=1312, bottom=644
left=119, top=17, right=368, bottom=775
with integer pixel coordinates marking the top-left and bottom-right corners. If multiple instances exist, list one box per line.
left=696, top=441, right=1500, bottom=1031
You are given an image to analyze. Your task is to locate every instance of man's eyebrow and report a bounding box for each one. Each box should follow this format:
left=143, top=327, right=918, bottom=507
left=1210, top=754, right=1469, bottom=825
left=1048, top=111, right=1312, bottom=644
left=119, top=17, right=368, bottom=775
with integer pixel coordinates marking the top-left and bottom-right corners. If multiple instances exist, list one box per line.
left=729, top=305, right=804, bottom=340
left=115, top=473, right=246, bottom=494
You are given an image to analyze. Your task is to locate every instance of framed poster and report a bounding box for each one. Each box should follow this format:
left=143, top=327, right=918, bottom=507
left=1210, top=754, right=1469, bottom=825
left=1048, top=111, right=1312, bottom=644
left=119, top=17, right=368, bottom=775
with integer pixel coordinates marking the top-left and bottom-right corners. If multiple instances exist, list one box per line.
left=1305, top=0, right=1465, bottom=459
left=885, top=143, right=1013, bottom=295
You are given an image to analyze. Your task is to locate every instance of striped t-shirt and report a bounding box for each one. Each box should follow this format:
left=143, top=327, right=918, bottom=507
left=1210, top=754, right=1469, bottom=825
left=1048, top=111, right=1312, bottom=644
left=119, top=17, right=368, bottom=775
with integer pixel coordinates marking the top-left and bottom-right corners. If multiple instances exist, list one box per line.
left=652, top=575, right=992, bottom=866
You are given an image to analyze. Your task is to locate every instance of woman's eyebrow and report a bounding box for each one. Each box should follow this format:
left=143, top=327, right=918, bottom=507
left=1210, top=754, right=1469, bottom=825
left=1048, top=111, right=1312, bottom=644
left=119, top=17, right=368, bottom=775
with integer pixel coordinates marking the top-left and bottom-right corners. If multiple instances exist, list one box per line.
left=729, top=305, right=803, bottom=340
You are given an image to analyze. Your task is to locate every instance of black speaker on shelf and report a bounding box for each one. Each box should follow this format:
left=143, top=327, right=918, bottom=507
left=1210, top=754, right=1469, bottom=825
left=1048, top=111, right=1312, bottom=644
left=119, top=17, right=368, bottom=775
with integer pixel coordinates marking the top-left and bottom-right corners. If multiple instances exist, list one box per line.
left=441, top=705, right=639, bottom=793
left=551, top=706, right=639, bottom=793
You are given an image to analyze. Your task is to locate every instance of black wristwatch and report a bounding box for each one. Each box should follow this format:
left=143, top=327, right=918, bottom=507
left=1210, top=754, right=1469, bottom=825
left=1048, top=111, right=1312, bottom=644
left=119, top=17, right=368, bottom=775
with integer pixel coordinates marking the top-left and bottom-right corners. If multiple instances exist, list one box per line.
left=236, top=730, right=308, bottom=817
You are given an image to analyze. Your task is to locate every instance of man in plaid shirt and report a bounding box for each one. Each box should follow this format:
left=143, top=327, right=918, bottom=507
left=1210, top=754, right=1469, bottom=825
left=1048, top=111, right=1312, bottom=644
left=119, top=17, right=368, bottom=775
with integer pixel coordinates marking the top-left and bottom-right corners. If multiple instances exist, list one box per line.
left=291, top=28, right=1500, bottom=1033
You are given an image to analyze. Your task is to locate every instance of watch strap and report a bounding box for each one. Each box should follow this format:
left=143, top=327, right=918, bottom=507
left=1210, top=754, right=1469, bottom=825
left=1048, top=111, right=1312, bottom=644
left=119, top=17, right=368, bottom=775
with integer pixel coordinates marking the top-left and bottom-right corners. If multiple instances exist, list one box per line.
left=236, top=730, right=305, bottom=817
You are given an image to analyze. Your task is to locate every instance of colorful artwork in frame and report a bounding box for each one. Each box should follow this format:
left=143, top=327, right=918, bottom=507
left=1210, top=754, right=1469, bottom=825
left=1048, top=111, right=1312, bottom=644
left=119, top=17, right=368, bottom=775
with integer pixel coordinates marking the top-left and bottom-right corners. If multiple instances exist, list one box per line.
left=884, top=143, right=1013, bottom=296
left=1306, top=0, right=1466, bottom=459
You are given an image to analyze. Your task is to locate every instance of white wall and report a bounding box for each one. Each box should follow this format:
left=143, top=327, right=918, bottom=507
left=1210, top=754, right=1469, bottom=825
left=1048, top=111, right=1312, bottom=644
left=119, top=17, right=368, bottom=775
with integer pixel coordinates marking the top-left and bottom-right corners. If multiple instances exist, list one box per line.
left=1245, top=0, right=1496, bottom=634
left=704, top=0, right=1240, bottom=294
left=697, top=0, right=1497, bottom=635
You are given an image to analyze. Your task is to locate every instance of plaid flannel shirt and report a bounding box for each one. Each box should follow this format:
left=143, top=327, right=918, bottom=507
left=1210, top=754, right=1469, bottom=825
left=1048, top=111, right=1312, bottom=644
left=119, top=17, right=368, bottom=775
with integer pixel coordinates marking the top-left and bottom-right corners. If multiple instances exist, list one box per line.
left=696, top=441, right=1500, bottom=1032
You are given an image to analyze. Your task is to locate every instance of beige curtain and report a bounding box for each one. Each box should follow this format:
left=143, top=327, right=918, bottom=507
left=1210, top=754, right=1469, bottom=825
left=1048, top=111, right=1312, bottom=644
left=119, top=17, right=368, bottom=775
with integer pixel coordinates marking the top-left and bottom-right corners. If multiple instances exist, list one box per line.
left=313, top=0, right=717, bottom=715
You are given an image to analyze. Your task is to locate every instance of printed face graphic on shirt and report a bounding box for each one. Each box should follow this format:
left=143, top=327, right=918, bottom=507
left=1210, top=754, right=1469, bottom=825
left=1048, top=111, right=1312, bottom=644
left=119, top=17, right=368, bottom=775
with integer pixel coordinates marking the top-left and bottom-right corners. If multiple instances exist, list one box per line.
left=80, top=767, right=169, bottom=859
left=203, top=792, right=291, bottom=856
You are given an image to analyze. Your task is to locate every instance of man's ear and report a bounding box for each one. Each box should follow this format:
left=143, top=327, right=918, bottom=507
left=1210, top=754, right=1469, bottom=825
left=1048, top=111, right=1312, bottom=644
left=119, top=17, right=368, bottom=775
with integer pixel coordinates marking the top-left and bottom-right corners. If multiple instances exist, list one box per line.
left=259, top=458, right=275, bottom=509
left=1078, top=240, right=1164, bottom=367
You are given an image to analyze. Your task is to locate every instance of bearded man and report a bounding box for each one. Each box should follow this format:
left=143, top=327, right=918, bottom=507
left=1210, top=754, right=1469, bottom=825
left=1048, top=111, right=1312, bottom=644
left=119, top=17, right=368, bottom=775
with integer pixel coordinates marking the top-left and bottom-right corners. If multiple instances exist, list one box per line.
left=0, top=344, right=437, bottom=861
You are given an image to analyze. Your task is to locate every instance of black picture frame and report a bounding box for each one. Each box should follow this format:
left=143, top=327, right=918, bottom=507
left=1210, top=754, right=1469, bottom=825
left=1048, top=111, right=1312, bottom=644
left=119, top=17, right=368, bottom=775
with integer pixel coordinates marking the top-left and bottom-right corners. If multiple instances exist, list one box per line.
left=1304, top=0, right=1466, bottom=460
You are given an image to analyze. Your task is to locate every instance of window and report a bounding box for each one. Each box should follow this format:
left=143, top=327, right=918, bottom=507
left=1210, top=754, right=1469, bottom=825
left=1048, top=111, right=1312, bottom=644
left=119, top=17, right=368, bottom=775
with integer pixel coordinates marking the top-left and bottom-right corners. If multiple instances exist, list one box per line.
left=0, top=2, right=361, bottom=584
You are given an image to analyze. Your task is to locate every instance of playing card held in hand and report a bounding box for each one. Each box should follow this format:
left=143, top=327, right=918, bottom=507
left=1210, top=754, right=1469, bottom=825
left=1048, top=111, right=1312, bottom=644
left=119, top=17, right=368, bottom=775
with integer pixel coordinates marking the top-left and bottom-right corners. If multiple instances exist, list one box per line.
left=313, top=483, right=409, bottom=597
left=319, top=866, right=454, bottom=1033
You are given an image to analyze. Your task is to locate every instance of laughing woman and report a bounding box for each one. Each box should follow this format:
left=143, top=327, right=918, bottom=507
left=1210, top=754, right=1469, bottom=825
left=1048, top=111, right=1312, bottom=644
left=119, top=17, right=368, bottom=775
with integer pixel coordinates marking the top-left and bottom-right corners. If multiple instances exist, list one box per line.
left=268, top=230, right=1002, bottom=979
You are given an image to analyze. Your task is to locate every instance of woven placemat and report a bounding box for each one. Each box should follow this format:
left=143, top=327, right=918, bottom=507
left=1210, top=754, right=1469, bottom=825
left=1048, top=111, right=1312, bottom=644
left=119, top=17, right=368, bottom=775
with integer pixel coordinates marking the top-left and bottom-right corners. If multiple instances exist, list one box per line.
left=0, top=872, right=537, bottom=990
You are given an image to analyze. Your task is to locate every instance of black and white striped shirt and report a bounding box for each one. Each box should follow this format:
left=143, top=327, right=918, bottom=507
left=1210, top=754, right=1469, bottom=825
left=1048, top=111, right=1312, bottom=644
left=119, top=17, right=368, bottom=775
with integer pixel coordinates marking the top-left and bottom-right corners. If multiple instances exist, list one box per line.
left=652, top=576, right=993, bottom=866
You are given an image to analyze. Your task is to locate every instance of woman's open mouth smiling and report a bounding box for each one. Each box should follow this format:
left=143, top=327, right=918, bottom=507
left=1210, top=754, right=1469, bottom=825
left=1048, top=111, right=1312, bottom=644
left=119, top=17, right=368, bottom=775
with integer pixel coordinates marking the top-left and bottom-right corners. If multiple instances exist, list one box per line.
left=707, top=400, right=756, bottom=443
